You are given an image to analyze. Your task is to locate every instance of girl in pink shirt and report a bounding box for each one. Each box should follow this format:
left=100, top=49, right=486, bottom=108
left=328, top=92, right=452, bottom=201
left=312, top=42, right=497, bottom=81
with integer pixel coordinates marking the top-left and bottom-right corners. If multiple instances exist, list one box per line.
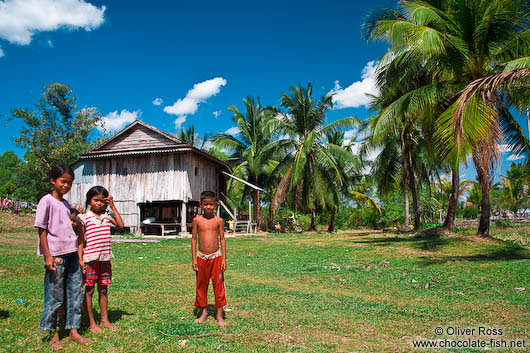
left=79, top=186, right=124, bottom=333
left=34, top=164, right=90, bottom=349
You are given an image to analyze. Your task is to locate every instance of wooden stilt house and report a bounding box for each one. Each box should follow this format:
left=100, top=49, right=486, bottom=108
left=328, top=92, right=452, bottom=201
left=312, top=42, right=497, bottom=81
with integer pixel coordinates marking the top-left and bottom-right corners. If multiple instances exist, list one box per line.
left=69, top=120, right=230, bottom=236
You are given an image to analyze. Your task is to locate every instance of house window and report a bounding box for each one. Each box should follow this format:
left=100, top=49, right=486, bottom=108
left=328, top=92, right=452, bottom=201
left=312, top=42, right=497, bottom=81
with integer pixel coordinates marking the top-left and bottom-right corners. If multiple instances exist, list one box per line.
left=195, top=167, right=198, bottom=176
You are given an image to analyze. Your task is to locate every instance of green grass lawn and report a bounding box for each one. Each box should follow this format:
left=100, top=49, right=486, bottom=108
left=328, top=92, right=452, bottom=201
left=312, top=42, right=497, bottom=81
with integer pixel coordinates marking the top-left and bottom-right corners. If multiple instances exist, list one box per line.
left=0, top=213, right=529, bottom=352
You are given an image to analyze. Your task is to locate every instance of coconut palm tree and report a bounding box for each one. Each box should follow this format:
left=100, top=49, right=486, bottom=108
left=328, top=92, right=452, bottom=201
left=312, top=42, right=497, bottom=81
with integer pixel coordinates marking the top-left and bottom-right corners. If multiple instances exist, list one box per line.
left=324, top=131, right=380, bottom=232
left=367, top=55, right=445, bottom=230
left=365, top=0, right=530, bottom=236
left=270, top=83, right=360, bottom=230
left=501, top=163, right=529, bottom=216
left=211, top=97, right=279, bottom=229
left=176, top=125, right=210, bottom=150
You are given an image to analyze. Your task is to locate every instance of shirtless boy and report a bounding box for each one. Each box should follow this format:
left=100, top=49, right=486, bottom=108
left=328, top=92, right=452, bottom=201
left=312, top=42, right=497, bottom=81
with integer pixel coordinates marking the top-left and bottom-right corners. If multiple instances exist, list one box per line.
left=191, top=191, right=227, bottom=327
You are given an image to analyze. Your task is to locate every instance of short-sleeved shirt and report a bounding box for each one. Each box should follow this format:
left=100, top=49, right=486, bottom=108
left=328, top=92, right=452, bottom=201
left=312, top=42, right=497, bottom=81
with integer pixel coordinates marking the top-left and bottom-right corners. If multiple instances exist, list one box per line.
left=34, top=194, right=77, bottom=257
left=79, top=210, right=115, bottom=262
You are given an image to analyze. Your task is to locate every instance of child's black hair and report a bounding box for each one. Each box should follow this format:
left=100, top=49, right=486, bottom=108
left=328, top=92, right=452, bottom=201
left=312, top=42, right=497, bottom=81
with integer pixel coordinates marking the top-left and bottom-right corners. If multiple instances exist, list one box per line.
left=85, top=186, right=109, bottom=209
left=49, top=164, right=75, bottom=181
left=200, top=190, right=218, bottom=201
left=70, top=208, right=79, bottom=216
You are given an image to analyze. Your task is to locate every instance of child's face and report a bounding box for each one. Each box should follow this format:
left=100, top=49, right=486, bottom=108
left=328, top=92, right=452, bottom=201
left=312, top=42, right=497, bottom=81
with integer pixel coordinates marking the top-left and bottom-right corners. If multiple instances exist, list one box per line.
left=200, top=198, right=217, bottom=215
left=70, top=213, right=78, bottom=228
left=89, top=194, right=108, bottom=213
left=50, top=173, right=73, bottom=196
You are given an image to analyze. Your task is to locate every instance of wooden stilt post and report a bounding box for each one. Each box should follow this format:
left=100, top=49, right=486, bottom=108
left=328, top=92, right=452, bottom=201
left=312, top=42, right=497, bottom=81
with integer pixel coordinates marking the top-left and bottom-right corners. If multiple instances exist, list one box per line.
left=248, top=200, right=252, bottom=233
left=179, top=201, right=190, bottom=237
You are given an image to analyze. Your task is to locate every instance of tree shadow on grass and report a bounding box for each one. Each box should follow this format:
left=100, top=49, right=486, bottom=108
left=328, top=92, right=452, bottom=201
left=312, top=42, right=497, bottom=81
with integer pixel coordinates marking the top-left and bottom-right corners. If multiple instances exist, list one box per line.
left=346, top=231, right=379, bottom=237
left=418, top=245, right=530, bottom=266
left=0, top=310, right=9, bottom=319
left=351, top=233, right=452, bottom=251
left=108, top=309, right=133, bottom=323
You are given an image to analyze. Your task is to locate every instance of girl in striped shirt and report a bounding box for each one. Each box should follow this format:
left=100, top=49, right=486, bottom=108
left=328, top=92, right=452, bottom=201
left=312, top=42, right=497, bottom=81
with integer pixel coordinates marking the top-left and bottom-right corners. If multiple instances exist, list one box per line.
left=80, top=186, right=124, bottom=333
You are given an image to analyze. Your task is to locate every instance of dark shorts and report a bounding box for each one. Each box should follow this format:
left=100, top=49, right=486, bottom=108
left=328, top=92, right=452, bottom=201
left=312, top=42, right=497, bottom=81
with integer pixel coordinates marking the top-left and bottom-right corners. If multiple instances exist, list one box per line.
left=84, top=260, right=112, bottom=286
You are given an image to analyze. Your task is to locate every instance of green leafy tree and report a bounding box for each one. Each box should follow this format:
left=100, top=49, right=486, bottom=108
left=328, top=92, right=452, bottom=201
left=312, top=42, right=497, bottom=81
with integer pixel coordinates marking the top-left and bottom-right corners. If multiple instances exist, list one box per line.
left=270, top=83, right=359, bottom=230
left=0, top=151, right=36, bottom=200
left=0, top=151, right=22, bottom=186
left=11, top=83, right=101, bottom=198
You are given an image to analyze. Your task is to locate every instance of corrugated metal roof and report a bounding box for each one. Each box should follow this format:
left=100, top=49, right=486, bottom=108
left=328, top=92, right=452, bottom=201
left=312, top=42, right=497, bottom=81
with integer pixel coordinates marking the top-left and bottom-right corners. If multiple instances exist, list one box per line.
left=81, top=147, right=192, bottom=158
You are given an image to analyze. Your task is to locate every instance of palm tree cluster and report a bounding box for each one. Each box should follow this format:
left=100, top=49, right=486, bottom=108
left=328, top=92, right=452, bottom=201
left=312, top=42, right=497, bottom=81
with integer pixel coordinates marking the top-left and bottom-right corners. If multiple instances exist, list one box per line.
left=179, top=87, right=378, bottom=232
left=178, top=0, right=528, bottom=236
left=364, top=0, right=530, bottom=236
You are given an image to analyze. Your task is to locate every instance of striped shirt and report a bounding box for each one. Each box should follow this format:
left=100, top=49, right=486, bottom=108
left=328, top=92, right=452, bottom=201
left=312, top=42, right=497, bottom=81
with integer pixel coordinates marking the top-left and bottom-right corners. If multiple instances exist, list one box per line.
left=80, top=210, right=115, bottom=262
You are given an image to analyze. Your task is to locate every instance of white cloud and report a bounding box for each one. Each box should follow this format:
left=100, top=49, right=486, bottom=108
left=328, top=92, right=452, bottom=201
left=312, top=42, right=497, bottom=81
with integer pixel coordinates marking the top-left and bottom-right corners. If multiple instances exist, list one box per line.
left=164, top=77, right=227, bottom=128
left=0, top=46, right=4, bottom=57
left=187, top=77, right=227, bottom=101
left=367, top=148, right=381, bottom=162
left=498, top=143, right=526, bottom=161
left=343, top=128, right=369, bottom=143
left=174, top=116, right=186, bottom=129
left=225, top=126, right=241, bottom=135
left=98, top=109, right=139, bottom=132
left=213, top=110, right=221, bottom=119
left=498, top=144, right=513, bottom=153
left=344, top=129, right=356, bottom=140
left=165, top=97, right=198, bottom=116
left=152, top=97, right=163, bottom=106
left=507, top=154, right=524, bottom=161
left=329, top=61, right=379, bottom=109
left=202, top=140, right=214, bottom=150
left=0, top=0, right=106, bottom=46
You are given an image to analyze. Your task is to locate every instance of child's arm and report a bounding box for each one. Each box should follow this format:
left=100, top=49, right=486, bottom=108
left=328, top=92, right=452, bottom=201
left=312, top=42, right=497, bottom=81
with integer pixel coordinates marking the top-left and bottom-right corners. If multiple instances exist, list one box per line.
left=77, top=224, right=85, bottom=273
left=219, top=217, right=226, bottom=272
left=191, top=218, right=198, bottom=271
left=38, top=228, right=56, bottom=272
left=106, top=195, right=124, bottom=229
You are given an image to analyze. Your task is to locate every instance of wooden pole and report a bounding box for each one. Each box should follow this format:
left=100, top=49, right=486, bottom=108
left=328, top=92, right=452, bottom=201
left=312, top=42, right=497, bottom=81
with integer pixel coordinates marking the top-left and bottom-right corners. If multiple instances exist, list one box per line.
left=179, top=201, right=190, bottom=237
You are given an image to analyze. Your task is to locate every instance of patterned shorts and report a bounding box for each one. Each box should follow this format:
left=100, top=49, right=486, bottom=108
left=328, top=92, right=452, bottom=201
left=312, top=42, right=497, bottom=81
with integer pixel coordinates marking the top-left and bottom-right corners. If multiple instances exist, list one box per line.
left=84, top=260, right=112, bottom=286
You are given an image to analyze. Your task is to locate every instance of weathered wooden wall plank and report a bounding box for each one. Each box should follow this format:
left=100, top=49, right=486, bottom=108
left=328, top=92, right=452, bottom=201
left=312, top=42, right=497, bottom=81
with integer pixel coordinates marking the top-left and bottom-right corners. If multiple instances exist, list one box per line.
left=102, top=125, right=177, bottom=151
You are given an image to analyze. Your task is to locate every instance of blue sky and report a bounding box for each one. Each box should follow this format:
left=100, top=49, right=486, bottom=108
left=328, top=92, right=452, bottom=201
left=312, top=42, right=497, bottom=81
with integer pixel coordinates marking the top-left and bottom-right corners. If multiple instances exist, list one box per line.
left=0, top=0, right=525, bottom=181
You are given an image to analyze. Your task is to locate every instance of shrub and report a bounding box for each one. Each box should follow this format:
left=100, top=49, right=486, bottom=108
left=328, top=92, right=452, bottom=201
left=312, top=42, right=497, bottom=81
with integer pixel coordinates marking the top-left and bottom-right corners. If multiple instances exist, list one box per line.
left=348, top=207, right=382, bottom=229
left=463, top=206, right=478, bottom=219
left=495, top=218, right=512, bottom=228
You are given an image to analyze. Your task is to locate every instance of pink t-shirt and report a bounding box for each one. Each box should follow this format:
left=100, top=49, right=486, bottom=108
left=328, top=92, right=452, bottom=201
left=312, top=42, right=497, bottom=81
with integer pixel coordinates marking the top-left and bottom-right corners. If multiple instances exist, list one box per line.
left=34, top=194, right=77, bottom=257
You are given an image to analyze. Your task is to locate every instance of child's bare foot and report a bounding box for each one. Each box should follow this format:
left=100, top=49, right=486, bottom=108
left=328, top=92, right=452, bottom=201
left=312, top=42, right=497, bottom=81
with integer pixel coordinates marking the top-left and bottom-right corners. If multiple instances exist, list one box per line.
left=216, top=308, right=226, bottom=327
left=217, top=317, right=227, bottom=327
left=49, top=333, right=62, bottom=350
left=69, top=330, right=91, bottom=345
left=101, top=321, right=117, bottom=331
left=194, top=308, right=208, bottom=323
left=89, top=324, right=104, bottom=333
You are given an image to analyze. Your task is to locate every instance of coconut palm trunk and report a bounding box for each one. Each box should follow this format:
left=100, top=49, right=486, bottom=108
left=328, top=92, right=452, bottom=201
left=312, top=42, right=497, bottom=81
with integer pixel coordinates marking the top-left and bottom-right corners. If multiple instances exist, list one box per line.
left=402, top=139, right=411, bottom=230
left=403, top=166, right=410, bottom=230
left=473, top=147, right=492, bottom=236
left=309, top=209, right=317, bottom=231
left=407, top=146, right=420, bottom=229
left=442, top=167, right=459, bottom=231
left=328, top=208, right=336, bottom=233
left=253, top=188, right=260, bottom=230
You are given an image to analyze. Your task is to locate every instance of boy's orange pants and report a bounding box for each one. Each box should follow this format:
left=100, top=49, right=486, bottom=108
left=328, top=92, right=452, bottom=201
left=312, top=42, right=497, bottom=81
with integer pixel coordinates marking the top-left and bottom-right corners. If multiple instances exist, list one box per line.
left=195, top=256, right=227, bottom=308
